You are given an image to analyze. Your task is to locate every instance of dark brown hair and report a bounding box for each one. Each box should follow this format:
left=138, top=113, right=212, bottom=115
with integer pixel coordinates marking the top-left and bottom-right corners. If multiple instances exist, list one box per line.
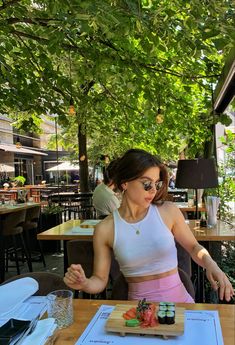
left=103, top=159, right=120, bottom=185
left=113, top=149, right=168, bottom=203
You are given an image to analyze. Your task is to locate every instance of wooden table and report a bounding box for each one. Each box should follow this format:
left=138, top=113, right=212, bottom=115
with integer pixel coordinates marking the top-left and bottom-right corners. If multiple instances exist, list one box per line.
left=37, top=220, right=98, bottom=273
left=175, top=202, right=206, bottom=213
left=38, top=219, right=234, bottom=300
left=48, top=299, right=235, bottom=345
left=37, top=220, right=91, bottom=241
left=37, top=219, right=234, bottom=242
left=0, top=202, right=41, bottom=283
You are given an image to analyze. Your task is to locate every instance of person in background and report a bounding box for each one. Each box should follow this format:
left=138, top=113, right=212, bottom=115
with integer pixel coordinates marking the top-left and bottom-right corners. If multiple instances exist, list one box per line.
left=168, top=171, right=175, bottom=189
left=64, top=149, right=234, bottom=303
left=92, top=159, right=120, bottom=219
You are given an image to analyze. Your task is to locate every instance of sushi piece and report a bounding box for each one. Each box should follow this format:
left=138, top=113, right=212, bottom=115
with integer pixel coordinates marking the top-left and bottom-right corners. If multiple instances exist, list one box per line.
left=159, top=305, right=167, bottom=311
left=166, top=311, right=175, bottom=324
left=167, top=302, right=175, bottom=307
left=157, top=311, right=166, bottom=324
left=167, top=306, right=175, bottom=313
left=159, top=302, right=167, bottom=307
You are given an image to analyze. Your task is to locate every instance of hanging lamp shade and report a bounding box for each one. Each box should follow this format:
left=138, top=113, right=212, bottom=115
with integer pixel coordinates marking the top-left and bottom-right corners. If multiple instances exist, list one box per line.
left=175, top=158, right=218, bottom=219
left=175, top=159, right=218, bottom=189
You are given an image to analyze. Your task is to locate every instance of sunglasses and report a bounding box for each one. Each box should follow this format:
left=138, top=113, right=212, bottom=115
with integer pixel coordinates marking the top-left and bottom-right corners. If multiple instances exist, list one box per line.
left=140, top=180, right=163, bottom=191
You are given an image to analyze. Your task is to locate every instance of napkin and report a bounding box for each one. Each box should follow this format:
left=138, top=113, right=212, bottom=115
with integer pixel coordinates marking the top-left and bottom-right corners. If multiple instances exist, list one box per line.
left=0, top=278, right=39, bottom=316
left=20, top=318, right=57, bottom=345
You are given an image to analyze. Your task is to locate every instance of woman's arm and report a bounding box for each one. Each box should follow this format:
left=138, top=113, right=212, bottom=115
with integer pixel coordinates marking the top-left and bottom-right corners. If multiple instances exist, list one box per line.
left=162, top=203, right=234, bottom=301
left=64, top=217, right=113, bottom=293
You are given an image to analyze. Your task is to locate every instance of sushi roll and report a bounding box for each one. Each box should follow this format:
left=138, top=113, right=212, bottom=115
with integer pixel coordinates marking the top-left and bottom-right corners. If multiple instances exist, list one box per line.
left=166, top=302, right=175, bottom=307
left=166, top=311, right=175, bottom=324
left=159, top=305, right=167, bottom=311
left=159, top=302, right=167, bottom=307
left=167, top=306, right=175, bottom=313
left=157, top=311, right=166, bottom=324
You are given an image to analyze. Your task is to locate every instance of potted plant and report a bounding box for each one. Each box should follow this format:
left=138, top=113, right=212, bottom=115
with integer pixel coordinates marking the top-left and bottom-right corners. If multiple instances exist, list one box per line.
left=12, top=175, right=26, bottom=187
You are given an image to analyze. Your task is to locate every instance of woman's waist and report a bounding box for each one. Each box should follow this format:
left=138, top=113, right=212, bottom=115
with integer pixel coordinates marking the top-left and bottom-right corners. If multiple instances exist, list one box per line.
left=125, top=267, right=178, bottom=283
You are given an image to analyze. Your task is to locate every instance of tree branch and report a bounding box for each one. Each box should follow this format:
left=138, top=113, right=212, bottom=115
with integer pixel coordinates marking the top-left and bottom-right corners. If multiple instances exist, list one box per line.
left=0, top=0, right=20, bottom=11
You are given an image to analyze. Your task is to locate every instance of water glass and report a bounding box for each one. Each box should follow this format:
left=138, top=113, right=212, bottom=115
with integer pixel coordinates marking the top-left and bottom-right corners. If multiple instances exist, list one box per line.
left=47, top=289, right=73, bottom=329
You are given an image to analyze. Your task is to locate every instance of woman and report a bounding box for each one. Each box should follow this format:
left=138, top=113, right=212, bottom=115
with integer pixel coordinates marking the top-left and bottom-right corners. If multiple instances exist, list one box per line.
left=64, top=149, right=234, bottom=303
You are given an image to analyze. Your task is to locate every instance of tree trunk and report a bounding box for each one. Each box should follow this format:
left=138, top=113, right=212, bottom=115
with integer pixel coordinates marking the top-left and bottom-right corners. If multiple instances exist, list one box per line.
left=78, top=123, right=89, bottom=192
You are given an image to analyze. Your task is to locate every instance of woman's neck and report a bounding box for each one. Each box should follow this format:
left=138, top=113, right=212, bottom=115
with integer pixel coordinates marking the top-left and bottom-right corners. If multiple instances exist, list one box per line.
left=119, top=196, right=149, bottom=222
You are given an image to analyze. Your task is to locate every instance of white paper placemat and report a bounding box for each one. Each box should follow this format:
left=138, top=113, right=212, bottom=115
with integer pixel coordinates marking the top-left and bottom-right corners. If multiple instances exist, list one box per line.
left=81, top=220, right=101, bottom=226
left=75, top=305, right=224, bottom=345
left=67, top=226, right=94, bottom=235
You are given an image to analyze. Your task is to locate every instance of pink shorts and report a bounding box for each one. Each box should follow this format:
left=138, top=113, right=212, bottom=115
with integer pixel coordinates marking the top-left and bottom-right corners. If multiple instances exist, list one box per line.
left=128, top=272, right=195, bottom=303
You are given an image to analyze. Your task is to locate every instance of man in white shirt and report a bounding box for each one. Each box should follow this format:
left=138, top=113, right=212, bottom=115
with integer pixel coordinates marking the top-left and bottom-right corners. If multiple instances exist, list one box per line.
left=93, top=160, right=120, bottom=218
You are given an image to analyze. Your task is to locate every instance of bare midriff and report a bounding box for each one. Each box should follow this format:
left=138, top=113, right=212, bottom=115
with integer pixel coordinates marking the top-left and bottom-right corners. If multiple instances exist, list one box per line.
left=125, top=267, right=178, bottom=283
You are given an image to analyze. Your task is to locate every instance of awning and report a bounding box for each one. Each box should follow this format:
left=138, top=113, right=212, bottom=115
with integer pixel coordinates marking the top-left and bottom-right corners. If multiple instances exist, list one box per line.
left=0, top=143, right=48, bottom=156
left=46, top=161, right=79, bottom=171
left=0, top=163, right=14, bottom=173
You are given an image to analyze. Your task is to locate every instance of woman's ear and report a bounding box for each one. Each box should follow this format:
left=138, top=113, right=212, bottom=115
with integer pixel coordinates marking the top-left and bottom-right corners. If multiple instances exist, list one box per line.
left=121, top=182, right=127, bottom=191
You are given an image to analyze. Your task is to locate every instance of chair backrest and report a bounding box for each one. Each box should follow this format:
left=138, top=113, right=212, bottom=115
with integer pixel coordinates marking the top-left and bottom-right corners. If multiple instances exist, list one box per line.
left=2, top=209, right=26, bottom=236
left=2, top=272, right=69, bottom=296
left=25, top=206, right=41, bottom=222
left=67, top=240, right=94, bottom=277
left=111, top=268, right=195, bottom=301
left=178, top=268, right=195, bottom=299
left=175, top=241, right=192, bottom=277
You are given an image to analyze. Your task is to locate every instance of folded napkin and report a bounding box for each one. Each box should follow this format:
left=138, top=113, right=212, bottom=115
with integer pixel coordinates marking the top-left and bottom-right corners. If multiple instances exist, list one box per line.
left=20, top=318, right=57, bottom=345
left=0, top=278, right=39, bottom=317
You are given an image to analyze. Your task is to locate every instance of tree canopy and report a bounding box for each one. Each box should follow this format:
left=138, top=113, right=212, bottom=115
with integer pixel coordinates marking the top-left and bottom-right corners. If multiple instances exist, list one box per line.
left=0, top=0, right=234, bottom=163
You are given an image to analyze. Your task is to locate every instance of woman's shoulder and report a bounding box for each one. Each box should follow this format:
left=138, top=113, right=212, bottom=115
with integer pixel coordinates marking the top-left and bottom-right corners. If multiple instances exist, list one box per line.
left=95, top=214, right=114, bottom=232
left=155, top=201, right=181, bottom=216
left=94, top=214, right=114, bottom=246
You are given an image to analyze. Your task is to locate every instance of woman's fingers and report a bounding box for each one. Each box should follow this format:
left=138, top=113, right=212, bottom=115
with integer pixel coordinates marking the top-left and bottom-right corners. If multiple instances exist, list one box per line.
left=208, top=271, right=234, bottom=301
left=64, top=264, right=87, bottom=288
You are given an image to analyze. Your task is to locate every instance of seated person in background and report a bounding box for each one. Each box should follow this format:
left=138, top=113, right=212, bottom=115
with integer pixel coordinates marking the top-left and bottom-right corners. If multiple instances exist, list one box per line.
left=168, top=171, right=175, bottom=189
left=64, top=149, right=234, bottom=303
left=92, top=159, right=120, bottom=219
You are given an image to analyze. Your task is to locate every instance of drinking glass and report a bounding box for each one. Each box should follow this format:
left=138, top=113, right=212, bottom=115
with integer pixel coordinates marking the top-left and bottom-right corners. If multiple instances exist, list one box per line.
left=47, top=290, right=73, bottom=329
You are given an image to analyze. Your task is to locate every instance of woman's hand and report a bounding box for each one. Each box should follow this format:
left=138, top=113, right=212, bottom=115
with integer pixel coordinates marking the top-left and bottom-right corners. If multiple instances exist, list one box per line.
left=206, top=262, right=234, bottom=302
left=63, top=264, right=88, bottom=291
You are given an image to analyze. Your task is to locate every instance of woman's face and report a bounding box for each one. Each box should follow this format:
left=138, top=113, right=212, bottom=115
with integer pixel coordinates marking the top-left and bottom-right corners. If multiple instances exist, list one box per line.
left=123, top=166, right=161, bottom=207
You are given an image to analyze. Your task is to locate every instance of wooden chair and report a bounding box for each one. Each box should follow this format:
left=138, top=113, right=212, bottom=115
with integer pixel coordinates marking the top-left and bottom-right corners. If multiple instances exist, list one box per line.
left=2, top=272, right=69, bottom=296
left=66, top=239, right=106, bottom=299
left=3, top=209, right=32, bottom=274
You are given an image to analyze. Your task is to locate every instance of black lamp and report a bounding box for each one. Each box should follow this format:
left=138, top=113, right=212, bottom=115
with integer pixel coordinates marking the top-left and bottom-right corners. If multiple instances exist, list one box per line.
left=175, top=158, right=218, bottom=219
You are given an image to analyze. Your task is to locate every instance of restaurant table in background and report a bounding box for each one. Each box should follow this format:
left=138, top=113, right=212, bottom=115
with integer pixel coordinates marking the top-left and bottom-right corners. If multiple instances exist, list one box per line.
left=175, top=202, right=206, bottom=213
left=38, top=219, right=234, bottom=300
left=37, top=219, right=99, bottom=273
left=0, top=202, right=41, bottom=283
left=188, top=219, right=235, bottom=302
left=46, top=299, right=234, bottom=345
left=37, top=219, right=234, bottom=242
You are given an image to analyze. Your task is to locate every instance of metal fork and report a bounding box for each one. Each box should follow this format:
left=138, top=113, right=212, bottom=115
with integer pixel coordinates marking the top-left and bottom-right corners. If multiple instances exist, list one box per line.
left=13, top=318, right=38, bottom=345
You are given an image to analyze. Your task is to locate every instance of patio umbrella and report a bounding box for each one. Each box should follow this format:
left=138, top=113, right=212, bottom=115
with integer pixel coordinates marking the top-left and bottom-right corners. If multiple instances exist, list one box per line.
left=46, top=161, right=79, bottom=185
left=46, top=161, right=80, bottom=172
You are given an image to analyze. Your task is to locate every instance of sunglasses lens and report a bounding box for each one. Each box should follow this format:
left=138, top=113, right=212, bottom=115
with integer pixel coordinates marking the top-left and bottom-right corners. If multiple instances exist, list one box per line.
left=143, top=182, right=152, bottom=191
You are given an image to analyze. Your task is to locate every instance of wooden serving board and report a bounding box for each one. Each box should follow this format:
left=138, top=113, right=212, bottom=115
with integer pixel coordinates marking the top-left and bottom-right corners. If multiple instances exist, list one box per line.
left=105, top=304, right=185, bottom=337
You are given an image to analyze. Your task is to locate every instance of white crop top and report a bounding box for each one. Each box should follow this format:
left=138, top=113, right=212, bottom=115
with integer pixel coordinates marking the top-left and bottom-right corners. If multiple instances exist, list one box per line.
left=113, top=204, right=178, bottom=277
